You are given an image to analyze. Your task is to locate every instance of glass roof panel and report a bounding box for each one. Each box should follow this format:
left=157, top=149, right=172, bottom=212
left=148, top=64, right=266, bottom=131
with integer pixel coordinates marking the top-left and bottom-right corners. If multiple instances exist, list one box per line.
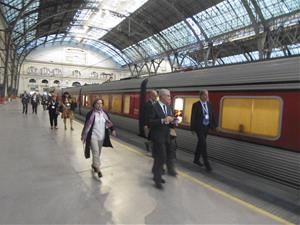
left=248, top=51, right=259, bottom=60
left=67, top=0, right=150, bottom=40
left=255, top=0, right=300, bottom=19
left=288, top=44, right=300, bottom=55
left=193, top=0, right=251, bottom=38
left=219, top=53, right=248, bottom=64
left=138, top=37, right=160, bottom=57
left=160, top=21, right=198, bottom=49
left=1, top=0, right=39, bottom=22
left=180, top=55, right=198, bottom=68
left=270, top=48, right=285, bottom=57
left=123, top=46, right=143, bottom=62
left=21, top=35, right=130, bottom=66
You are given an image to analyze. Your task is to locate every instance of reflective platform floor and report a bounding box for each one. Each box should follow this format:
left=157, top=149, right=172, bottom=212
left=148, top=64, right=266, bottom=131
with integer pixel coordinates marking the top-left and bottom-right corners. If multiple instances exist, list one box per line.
left=0, top=101, right=299, bottom=224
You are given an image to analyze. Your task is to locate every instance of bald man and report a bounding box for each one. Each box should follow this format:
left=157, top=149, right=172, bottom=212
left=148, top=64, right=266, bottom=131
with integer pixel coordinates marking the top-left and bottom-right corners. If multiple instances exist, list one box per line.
left=144, top=90, right=158, bottom=152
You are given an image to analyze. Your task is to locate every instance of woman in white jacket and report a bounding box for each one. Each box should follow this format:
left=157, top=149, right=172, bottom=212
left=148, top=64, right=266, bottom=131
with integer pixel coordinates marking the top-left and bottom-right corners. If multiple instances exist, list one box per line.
left=81, top=99, right=116, bottom=178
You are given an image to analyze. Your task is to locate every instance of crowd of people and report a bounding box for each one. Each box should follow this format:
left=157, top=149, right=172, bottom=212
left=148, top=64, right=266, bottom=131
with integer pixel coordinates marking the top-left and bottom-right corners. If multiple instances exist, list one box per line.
left=140, top=89, right=217, bottom=189
left=21, top=88, right=217, bottom=190
left=20, top=91, right=77, bottom=130
left=79, top=88, right=217, bottom=190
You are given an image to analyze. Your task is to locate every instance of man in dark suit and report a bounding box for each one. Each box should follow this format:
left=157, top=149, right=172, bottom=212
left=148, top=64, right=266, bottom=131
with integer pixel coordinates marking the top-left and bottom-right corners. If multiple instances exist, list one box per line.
left=149, top=89, right=177, bottom=189
left=144, top=90, right=158, bottom=152
left=190, top=89, right=217, bottom=172
left=21, top=91, right=30, bottom=114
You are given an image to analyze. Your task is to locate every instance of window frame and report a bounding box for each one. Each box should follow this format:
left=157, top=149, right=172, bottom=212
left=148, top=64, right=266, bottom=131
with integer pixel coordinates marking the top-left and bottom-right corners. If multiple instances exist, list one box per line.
left=110, top=94, right=122, bottom=114
left=173, top=95, right=200, bottom=126
left=123, top=94, right=131, bottom=115
left=219, top=96, right=283, bottom=141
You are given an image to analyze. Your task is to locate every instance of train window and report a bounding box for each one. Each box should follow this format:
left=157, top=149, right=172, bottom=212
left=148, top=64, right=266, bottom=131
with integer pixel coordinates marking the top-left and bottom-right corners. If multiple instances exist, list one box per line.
left=123, top=95, right=130, bottom=114
left=85, top=95, right=90, bottom=107
left=220, top=97, right=282, bottom=139
left=111, top=95, right=122, bottom=113
left=90, top=95, right=99, bottom=105
left=174, top=96, right=199, bottom=125
left=82, top=95, right=85, bottom=106
left=101, top=95, right=109, bottom=111
left=183, top=97, right=199, bottom=125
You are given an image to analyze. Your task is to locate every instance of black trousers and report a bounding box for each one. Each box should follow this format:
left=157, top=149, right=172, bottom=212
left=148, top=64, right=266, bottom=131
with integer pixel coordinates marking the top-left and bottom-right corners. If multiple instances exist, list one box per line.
left=22, top=103, right=28, bottom=114
left=32, top=103, right=38, bottom=114
left=152, top=137, right=176, bottom=182
left=194, top=127, right=210, bottom=168
left=49, top=112, right=58, bottom=127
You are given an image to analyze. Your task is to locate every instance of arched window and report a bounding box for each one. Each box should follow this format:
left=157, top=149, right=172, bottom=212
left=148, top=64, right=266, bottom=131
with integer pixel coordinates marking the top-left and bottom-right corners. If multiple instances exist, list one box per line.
left=100, top=72, right=114, bottom=80
left=90, top=72, right=98, bottom=78
left=53, top=68, right=62, bottom=77
left=72, top=70, right=81, bottom=78
left=53, top=80, right=60, bottom=84
left=72, top=81, right=81, bottom=87
left=27, top=66, right=38, bottom=75
left=41, top=79, right=48, bottom=84
left=29, top=78, right=36, bottom=83
left=40, top=67, right=51, bottom=76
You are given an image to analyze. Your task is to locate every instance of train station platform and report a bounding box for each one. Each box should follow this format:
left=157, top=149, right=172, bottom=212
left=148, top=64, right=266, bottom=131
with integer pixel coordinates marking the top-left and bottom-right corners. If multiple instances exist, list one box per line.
left=0, top=101, right=298, bottom=224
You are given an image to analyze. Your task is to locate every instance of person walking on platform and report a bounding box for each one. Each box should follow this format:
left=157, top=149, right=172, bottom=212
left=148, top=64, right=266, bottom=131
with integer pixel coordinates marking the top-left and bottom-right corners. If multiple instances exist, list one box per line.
left=42, top=94, right=50, bottom=111
left=31, top=92, right=39, bottom=114
left=81, top=99, right=116, bottom=178
left=190, top=89, right=217, bottom=172
left=143, top=89, right=158, bottom=152
left=21, top=91, right=30, bottom=114
left=148, top=89, right=177, bottom=189
left=61, top=92, right=76, bottom=130
left=48, top=94, right=59, bottom=129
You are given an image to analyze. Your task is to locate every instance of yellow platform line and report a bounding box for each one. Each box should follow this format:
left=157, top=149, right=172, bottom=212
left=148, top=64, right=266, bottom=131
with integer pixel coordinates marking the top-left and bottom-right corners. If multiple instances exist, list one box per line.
left=114, top=140, right=295, bottom=225
left=74, top=120, right=294, bottom=225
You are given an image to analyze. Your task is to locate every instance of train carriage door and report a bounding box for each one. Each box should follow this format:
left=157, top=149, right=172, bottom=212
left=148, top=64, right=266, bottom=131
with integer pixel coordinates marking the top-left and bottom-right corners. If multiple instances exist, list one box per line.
left=139, top=78, right=148, bottom=137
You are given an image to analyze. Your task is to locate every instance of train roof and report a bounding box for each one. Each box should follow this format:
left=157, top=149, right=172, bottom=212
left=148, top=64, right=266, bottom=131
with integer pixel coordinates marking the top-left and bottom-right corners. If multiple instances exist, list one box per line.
left=81, top=77, right=144, bottom=93
left=63, top=56, right=299, bottom=94
left=147, top=56, right=300, bottom=90
left=62, top=86, right=82, bottom=95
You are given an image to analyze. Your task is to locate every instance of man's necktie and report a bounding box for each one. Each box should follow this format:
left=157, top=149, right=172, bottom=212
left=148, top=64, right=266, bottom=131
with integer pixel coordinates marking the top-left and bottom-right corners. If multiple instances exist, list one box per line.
left=203, top=103, right=209, bottom=126
left=163, top=105, right=167, bottom=116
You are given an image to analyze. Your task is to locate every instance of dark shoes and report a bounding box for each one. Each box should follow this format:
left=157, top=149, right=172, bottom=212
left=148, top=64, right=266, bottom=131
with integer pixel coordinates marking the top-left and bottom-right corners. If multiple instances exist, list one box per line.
left=155, top=182, right=163, bottom=189
left=144, top=142, right=150, bottom=152
left=205, top=166, right=212, bottom=172
left=168, top=170, right=177, bottom=177
left=97, top=170, right=103, bottom=178
left=193, top=160, right=203, bottom=167
left=153, top=178, right=165, bottom=183
left=151, top=167, right=165, bottom=174
left=91, top=165, right=103, bottom=178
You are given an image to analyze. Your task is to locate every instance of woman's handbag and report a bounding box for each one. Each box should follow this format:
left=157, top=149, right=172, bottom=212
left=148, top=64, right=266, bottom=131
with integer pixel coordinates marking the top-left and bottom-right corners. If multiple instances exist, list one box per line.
left=83, top=143, right=90, bottom=159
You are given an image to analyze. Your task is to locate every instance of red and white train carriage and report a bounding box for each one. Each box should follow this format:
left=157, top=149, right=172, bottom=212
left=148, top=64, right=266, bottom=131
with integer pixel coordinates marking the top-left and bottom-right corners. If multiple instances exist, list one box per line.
left=64, top=56, right=300, bottom=188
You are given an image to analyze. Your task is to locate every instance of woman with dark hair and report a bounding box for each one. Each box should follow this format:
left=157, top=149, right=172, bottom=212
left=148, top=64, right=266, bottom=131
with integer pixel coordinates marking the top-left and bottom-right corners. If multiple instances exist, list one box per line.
left=61, top=92, right=76, bottom=130
left=81, top=98, right=116, bottom=178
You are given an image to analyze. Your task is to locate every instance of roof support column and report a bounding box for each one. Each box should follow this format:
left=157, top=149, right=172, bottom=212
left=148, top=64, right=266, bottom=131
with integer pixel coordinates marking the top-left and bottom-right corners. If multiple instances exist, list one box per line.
left=240, top=0, right=260, bottom=34
left=2, top=0, right=36, bottom=99
left=9, top=50, right=17, bottom=96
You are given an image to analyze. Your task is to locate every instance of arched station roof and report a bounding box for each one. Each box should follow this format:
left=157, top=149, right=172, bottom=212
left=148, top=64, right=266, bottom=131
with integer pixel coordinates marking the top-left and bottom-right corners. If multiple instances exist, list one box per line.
left=1, top=0, right=299, bottom=68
